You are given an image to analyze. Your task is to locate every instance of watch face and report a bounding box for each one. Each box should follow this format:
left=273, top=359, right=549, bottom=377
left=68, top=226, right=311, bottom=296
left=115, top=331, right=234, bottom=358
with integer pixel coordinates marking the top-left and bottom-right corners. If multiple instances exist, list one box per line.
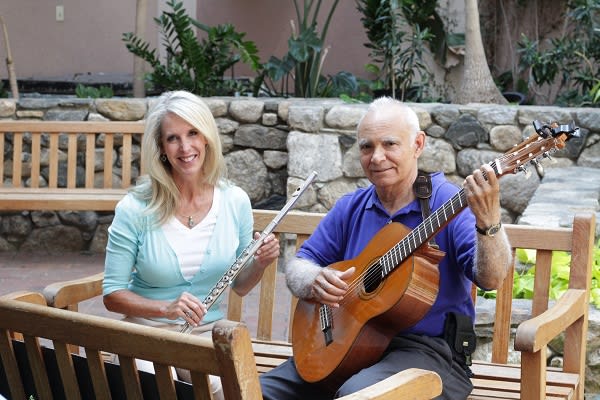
left=487, top=224, right=501, bottom=236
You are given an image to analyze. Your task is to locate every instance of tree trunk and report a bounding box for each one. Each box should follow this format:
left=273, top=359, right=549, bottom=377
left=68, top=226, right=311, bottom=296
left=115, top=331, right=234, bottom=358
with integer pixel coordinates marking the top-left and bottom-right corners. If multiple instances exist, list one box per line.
left=454, top=0, right=507, bottom=104
left=0, top=15, right=19, bottom=100
left=133, top=0, right=147, bottom=98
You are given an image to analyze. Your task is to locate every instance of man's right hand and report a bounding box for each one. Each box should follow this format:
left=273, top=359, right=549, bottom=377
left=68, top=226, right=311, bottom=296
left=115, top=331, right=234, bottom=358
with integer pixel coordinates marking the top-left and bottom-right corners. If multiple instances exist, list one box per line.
left=310, top=267, right=356, bottom=308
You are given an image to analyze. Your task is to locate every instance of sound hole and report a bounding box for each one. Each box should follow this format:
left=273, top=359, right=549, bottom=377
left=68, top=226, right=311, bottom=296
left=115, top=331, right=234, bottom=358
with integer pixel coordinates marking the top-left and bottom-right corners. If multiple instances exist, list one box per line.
left=363, top=262, right=383, bottom=293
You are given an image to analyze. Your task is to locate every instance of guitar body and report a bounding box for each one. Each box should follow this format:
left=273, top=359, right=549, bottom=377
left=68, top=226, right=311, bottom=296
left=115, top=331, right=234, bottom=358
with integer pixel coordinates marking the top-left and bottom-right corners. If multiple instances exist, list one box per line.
left=292, top=222, right=444, bottom=388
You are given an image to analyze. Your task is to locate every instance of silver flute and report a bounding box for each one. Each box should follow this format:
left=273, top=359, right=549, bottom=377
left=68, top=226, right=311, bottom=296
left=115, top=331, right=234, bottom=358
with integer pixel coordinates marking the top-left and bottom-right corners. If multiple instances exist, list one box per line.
left=180, top=171, right=318, bottom=334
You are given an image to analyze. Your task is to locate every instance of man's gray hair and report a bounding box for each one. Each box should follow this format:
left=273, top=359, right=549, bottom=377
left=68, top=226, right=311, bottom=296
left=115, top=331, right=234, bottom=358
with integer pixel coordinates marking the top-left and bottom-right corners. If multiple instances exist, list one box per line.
left=358, top=96, right=420, bottom=140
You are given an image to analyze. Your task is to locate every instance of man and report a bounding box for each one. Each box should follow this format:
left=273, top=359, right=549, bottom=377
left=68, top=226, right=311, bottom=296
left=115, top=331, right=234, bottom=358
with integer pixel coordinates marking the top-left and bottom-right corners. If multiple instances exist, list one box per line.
left=260, top=97, right=512, bottom=399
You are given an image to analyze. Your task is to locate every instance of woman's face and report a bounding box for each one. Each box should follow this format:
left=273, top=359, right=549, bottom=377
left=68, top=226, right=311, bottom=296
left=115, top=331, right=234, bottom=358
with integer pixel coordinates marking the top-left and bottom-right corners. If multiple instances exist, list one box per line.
left=160, top=112, right=208, bottom=182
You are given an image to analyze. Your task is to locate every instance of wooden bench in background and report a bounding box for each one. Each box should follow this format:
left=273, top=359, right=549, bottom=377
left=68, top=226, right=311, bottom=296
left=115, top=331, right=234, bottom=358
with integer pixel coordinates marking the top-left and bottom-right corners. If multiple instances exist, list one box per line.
left=0, top=120, right=144, bottom=211
left=0, top=292, right=443, bottom=399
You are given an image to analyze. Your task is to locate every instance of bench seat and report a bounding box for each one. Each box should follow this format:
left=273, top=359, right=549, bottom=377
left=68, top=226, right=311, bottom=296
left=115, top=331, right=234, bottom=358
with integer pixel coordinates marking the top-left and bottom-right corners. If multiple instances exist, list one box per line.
left=470, top=361, right=580, bottom=399
left=0, top=188, right=128, bottom=211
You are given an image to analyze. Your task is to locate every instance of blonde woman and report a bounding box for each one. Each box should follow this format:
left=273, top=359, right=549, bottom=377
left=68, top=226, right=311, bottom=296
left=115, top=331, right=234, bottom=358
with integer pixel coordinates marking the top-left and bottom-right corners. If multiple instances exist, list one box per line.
left=103, top=91, right=279, bottom=397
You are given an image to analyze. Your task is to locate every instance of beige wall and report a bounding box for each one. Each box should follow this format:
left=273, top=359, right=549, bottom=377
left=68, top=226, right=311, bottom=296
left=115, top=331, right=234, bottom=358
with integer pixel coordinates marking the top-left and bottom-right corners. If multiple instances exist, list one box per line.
left=0, top=0, right=158, bottom=81
left=196, top=0, right=371, bottom=79
left=0, top=0, right=371, bottom=83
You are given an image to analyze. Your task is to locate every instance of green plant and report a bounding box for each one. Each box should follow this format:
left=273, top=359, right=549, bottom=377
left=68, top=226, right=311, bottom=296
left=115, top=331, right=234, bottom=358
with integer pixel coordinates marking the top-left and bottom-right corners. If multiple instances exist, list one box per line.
left=479, top=239, right=600, bottom=309
left=517, top=0, right=600, bottom=106
left=75, top=84, right=114, bottom=99
left=356, top=0, right=433, bottom=101
left=258, top=0, right=358, bottom=98
left=123, top=0, right=260, bottom=96
left=591, top=79, right=600, bottom=104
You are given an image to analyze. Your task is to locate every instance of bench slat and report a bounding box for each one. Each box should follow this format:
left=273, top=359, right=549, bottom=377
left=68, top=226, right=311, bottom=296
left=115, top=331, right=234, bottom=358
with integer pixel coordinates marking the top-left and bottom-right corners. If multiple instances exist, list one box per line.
left=0, top=188, right=127, bottom=210
left=104, top=133, right=114, bottom=189
left=48, top=134, right=59, bottom=188
left=471, top=361, right=580, bottom=387
left=85, top=134, right=96, bottom=188
left=54, top=341, right=83, bottom=400
left=30, top=134, right=41, bottom=188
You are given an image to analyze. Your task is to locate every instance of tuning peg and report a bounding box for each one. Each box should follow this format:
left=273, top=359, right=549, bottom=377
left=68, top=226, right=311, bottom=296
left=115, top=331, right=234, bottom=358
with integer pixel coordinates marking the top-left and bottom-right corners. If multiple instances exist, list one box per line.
left=542, top=152, right=557, bottom=164
left=518, top=165, right=531, bottom=179
left=531, top=159, right=544, bottom=178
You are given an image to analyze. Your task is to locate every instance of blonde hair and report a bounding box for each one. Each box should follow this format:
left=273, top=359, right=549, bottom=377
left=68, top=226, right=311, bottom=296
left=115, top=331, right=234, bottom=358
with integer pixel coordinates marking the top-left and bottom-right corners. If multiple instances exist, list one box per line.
left=132, top=90, right=226, bottom=224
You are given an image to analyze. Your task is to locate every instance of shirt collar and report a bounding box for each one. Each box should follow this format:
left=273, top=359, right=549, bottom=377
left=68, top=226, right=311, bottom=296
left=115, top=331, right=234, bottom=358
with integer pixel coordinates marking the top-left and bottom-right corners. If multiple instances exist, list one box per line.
left=365, top=185, right=421, bottom=219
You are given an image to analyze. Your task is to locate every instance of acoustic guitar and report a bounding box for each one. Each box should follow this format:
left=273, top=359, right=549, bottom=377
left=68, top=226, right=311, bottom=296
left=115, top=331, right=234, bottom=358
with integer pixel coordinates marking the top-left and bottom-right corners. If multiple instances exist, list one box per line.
left=291, top=120, right=580, bottom=388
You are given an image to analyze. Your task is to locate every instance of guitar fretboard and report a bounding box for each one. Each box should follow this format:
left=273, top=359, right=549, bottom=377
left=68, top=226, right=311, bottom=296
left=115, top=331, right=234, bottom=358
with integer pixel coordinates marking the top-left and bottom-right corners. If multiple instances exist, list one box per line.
left=379, top=188, right=468, bottom=277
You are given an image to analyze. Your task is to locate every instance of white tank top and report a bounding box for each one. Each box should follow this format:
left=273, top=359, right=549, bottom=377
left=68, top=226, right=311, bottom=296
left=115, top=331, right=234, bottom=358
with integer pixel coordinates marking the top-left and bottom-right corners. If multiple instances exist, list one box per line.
left=162, top=187, right=220, bottom=280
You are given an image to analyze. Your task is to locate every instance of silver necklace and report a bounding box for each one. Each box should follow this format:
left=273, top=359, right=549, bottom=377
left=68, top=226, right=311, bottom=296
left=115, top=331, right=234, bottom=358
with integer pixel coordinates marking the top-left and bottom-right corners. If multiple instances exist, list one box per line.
left=186, top=215, right=195, bottom=228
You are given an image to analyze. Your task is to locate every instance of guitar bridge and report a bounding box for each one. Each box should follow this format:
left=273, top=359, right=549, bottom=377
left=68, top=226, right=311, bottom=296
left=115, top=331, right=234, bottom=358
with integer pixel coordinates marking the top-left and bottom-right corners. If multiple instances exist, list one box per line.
left=319, top=304, right=334, bottom=346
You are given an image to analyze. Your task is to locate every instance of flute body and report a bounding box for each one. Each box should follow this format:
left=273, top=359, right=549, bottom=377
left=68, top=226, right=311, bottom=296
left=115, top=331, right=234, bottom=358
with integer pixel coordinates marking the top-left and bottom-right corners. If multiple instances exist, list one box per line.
left=180, top=171, right=317, bottom=334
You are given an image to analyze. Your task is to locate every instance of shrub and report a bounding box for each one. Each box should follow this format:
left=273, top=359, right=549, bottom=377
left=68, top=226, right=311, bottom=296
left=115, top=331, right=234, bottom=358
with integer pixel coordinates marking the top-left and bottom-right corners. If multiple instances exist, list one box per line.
left=479, top=239, right=600, bottom=309
left=123, top=0, right=260, bottom=96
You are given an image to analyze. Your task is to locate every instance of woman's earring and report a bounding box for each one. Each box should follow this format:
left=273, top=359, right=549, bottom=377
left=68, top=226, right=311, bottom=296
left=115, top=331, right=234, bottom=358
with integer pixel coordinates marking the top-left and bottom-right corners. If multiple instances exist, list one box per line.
left=160, top=154, right=167, bottom=162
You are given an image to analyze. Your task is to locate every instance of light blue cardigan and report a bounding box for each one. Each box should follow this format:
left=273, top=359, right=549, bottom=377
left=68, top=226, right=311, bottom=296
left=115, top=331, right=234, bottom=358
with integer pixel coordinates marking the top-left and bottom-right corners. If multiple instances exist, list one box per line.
left=103, top=182, right=253, bottom=324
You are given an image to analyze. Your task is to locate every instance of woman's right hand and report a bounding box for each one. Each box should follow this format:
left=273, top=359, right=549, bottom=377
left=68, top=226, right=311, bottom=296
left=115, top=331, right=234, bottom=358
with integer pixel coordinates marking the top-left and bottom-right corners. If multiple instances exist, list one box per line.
left=162, top=291, right=207, bottom=326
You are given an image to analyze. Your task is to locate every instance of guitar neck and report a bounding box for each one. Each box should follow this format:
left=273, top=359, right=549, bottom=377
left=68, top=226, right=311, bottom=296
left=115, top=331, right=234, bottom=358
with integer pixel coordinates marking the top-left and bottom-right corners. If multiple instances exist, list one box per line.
left=380, top=187, right=468, bottom=275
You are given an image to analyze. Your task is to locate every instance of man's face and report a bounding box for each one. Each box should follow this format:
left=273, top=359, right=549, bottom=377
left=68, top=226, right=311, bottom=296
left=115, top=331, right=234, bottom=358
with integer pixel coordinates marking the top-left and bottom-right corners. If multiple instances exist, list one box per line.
left=357, top=110, right=423, bottom=190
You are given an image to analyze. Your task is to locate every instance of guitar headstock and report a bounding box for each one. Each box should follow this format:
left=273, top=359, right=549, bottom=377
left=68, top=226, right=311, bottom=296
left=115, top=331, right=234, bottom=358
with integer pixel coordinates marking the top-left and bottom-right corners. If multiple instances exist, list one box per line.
left=492, top=120, right=580, bottom=177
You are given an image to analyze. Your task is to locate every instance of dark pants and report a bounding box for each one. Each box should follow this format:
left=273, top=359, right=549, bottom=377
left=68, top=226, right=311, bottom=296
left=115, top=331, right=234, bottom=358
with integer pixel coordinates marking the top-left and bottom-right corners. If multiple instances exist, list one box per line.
left=260, top=334, right=473, bottom=400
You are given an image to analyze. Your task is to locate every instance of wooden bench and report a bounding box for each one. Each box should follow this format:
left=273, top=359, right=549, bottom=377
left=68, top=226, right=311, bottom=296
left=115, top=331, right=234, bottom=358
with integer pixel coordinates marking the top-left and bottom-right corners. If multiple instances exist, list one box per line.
left=0, top=120, right=145, bottom=211
left=0, top=293, right=443, bottom=399
left=41, top=210, right=596, bottom=399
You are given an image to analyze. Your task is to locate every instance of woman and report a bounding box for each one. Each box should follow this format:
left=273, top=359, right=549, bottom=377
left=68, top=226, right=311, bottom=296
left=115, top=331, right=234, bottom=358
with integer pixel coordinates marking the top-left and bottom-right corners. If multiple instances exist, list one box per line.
left=103, top=91, right=279, bottom=395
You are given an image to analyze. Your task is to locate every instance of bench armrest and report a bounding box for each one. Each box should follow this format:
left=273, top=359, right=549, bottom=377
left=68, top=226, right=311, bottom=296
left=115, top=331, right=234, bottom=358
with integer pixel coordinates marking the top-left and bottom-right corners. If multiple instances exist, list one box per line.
left=43, top=272, right=104, bottom=310
left=0, top=290, right=47, bottom=305
left=337, top=368, right=442, bottom=400
left=514, top=288, right=587, bottom=352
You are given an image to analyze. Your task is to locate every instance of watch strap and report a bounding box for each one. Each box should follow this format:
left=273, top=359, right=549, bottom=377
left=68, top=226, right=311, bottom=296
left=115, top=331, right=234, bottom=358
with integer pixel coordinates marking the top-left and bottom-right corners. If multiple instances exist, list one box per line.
left=475, top=222, right=501, bottom=236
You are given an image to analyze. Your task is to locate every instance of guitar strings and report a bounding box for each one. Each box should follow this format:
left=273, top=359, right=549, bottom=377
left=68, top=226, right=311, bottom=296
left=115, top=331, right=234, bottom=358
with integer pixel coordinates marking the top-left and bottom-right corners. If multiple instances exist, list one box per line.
left=332, top=189, right=466, bottom=303
left=320, top=156, right=509, bottom=323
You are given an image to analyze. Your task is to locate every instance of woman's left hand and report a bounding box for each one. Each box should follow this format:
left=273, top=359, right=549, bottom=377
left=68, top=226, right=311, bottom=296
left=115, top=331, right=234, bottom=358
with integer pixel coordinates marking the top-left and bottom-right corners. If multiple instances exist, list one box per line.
left=253, top=232, right=280, bottom=270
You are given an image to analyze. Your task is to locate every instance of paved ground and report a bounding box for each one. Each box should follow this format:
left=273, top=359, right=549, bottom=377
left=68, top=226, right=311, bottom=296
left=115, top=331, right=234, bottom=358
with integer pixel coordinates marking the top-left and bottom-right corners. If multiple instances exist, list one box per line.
left=519, top=166, right=600, bottom=235
left=0, top=252, right=116, bottom=317
left=0, top=251, right=292, bottom=341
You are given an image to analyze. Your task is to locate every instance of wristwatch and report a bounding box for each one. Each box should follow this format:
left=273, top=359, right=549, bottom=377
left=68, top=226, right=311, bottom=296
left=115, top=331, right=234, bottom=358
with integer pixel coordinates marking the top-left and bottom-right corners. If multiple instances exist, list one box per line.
left=475, top=222, right=502, bottom=237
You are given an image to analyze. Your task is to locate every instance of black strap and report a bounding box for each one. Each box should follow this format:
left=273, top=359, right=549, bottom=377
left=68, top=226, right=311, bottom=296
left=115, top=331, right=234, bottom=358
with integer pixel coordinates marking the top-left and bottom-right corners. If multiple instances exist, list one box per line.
left=413, top=170, right=437, bottom=247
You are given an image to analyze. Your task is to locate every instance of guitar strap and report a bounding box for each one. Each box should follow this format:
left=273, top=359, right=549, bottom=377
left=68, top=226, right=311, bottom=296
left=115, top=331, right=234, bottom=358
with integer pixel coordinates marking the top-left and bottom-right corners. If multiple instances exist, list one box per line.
left=415, top=171, right=477, bottom=377
left=413, top=170, right=438, bottom=248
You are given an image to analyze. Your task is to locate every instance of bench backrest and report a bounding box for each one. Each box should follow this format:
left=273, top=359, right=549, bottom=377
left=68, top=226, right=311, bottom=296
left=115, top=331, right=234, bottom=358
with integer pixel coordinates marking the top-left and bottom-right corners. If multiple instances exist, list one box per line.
left=232, top=211, right=595, bottom=366
left=0, top=120, right=145, bottom=189
left=0, top=298, right=262, bottom=400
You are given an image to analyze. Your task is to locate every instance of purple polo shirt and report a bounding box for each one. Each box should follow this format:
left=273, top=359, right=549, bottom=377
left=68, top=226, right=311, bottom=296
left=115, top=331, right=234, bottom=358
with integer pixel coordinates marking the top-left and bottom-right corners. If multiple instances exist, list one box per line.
left=297, top=172, right=477, bottom=337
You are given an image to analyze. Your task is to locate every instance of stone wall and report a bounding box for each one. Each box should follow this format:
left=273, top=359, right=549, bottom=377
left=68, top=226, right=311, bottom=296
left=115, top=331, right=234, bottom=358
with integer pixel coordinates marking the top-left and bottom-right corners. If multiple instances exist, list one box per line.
left=1, top=96, right=599, bottom=252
